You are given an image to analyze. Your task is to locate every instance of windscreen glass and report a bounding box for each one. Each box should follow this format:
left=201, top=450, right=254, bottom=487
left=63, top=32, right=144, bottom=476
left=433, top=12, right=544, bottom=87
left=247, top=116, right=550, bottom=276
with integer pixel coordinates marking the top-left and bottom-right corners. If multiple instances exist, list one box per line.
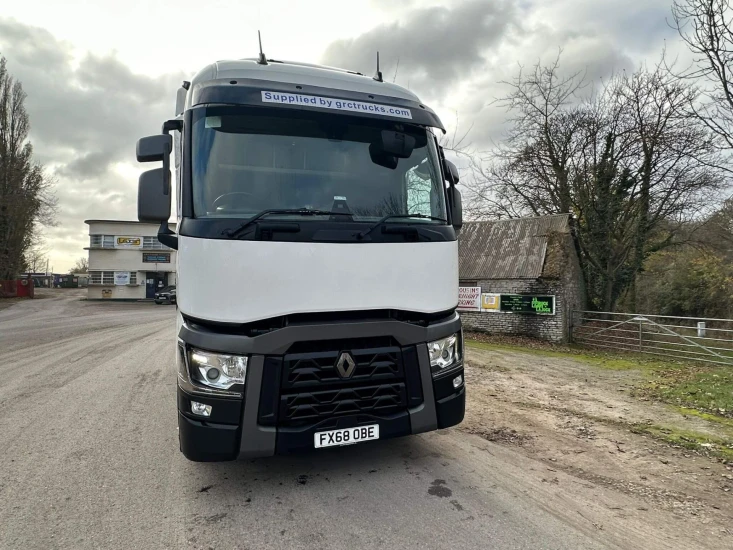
left=191, top=107, right=447, bottom=222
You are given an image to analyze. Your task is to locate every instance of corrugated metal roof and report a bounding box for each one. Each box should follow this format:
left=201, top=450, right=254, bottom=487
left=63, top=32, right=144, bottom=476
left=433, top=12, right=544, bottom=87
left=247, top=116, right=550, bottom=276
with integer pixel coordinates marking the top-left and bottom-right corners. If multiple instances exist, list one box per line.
left=459, top=214, right=571, bottom=280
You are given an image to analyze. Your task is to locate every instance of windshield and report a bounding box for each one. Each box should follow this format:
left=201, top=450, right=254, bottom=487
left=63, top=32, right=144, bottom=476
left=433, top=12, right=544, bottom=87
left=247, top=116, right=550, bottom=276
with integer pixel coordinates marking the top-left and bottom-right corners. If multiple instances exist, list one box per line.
left=191, top=107, right=447, bottom=222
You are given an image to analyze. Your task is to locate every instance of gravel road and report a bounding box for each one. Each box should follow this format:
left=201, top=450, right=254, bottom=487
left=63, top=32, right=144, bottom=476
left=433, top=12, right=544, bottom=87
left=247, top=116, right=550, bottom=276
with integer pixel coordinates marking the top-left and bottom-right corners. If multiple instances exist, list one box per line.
left=0, top=290, right=714, bottom=549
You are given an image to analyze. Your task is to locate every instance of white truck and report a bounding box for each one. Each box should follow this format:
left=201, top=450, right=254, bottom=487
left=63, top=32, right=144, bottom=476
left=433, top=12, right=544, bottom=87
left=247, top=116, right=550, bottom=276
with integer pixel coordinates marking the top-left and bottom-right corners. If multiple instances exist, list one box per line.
left=136, top=57, right=465, bottom=461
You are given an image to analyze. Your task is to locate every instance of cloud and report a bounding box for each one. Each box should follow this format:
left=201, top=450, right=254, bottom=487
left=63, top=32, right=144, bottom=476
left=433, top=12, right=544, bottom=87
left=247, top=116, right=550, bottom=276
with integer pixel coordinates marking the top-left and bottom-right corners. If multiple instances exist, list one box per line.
left=322, top=0, right=679, bottom=151
left=0, top=21, right=185, bottom=179
left=321, top=0, right=520, bottom=103
left=0, top=17, right=186, bottom=271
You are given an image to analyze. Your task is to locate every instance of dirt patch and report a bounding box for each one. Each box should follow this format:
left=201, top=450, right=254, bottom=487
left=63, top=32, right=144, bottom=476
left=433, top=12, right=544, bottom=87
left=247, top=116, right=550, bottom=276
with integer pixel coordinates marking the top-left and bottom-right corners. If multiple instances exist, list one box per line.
left=0, top=297, right=29, bottom=312
left=461, top=341, right=733, bottom=548
left=463, top=425, right=533, bottom=446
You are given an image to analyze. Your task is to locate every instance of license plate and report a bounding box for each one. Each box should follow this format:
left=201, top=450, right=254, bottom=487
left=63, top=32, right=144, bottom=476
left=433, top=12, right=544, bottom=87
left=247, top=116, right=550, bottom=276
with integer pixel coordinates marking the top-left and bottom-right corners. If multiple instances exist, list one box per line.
left=314, top=424, right=380, bottom=448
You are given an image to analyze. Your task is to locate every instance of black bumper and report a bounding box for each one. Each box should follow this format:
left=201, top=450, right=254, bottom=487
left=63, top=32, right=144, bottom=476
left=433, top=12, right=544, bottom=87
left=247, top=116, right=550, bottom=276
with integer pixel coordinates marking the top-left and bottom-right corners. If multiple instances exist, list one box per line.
left=177, top=366, right=465, bottom=462
left=176, top=313, right=464, bottom=462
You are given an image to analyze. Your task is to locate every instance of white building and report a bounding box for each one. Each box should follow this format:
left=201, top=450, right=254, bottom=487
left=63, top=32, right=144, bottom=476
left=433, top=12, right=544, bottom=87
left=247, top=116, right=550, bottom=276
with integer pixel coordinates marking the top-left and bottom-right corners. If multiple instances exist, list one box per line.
left=85, top=220, right=177, bottom=300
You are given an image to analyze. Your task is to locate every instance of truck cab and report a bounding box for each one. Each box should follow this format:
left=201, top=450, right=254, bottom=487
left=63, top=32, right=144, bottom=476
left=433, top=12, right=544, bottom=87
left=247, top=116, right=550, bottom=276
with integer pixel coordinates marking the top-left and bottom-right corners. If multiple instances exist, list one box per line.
left=136, top=58, right=465, bottom=461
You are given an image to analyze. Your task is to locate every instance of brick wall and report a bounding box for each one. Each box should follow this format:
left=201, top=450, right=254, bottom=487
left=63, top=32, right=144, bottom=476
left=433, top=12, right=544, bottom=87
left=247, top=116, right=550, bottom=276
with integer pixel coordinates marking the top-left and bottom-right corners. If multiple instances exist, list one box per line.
left=459, top=234, right=585, bottom=343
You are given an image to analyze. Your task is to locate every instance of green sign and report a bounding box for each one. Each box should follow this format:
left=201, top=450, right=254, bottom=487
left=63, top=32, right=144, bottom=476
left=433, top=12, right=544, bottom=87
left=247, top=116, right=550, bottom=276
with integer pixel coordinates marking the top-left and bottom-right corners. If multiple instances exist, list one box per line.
left=499, top=294, right=555, bottom=315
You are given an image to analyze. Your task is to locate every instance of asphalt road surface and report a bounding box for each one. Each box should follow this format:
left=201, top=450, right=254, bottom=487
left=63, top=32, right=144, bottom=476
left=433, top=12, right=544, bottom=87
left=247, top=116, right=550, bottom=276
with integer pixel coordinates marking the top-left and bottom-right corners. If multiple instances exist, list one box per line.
left=0, top=291, right=689, bottom=549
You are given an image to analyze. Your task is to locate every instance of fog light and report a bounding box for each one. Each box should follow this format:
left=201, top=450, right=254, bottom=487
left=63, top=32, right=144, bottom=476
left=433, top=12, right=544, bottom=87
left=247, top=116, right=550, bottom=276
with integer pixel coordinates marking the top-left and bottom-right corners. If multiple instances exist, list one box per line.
left=191, top=401, right=212, bottom=417
left=453, top=375, right=463, bottom=389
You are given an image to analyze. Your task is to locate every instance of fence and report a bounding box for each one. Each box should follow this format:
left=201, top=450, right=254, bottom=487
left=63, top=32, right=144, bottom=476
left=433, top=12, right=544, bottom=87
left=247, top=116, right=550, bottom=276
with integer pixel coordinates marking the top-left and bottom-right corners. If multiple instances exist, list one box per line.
left=571, top=311, right=733, bottom=366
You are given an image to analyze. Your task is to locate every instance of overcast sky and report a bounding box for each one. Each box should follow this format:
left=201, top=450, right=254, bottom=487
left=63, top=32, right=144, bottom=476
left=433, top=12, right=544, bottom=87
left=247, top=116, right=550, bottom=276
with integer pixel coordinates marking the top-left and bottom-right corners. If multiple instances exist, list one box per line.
left=1, top=0, right=686, bottom=272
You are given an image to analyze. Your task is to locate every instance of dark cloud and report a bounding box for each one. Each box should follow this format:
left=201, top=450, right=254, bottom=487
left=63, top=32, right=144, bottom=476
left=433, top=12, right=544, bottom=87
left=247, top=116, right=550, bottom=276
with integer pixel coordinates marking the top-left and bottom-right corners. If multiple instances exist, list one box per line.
left=0, top=18, right=186, bottom=269
left=326, top=0, right=673, bottom=150
left=0, top=18, right=185, bottom=181
left=321, top=0, right=519, bottom=103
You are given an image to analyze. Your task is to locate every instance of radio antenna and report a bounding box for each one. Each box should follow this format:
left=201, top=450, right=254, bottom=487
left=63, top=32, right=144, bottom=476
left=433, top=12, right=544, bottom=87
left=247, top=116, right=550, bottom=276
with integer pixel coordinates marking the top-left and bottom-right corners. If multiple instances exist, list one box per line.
left=257, top=30, right=268, bottom=65
left=373, top=51, right=383, bottom=82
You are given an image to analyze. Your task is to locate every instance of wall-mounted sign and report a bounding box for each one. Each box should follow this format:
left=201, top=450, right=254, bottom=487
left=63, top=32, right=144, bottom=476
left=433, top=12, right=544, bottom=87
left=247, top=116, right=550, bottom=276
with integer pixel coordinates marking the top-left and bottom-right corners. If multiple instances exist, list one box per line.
left=142, top=253, right=171, bottom=263
left=499, top=294, right=555, bottom=315
left=114, top=236, right=142, bottom=249
left=481, top=293, right=500, bottom=311
left=114, top=271, right=131, bottom=285
left=458, top=286, right=482, bottom=311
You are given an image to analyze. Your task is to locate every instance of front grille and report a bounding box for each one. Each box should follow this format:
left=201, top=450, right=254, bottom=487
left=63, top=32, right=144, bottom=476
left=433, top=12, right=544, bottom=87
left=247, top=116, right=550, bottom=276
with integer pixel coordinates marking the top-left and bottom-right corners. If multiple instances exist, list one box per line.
left=259, top=341, right=424, bottom=428
left=279, top=383, right=406, bottom=424
left=282, top=347, right=402, bottom=390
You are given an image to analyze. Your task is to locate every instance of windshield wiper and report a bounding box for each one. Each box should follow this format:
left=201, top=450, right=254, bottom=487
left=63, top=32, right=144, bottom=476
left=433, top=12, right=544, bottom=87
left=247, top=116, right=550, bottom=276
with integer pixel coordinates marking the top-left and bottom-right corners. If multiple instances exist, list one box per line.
left=223, top=209, right=350, bottom=239
left=356, top=214, right=448, bottom=240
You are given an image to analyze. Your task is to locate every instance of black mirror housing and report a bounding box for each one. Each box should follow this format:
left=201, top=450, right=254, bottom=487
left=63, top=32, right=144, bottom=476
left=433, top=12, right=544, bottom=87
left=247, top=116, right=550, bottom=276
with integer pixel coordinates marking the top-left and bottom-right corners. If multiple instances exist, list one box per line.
left=137, top=135, right=172, bottom=163
left=138, top=168, right=171, bottom=223
left=380, top=130, right=415, bottom=158
left=444, top=159, right=460, bottom=184
left=449, top=187, right=463, bottom=232
left=368, top=142, right=398, bottom=169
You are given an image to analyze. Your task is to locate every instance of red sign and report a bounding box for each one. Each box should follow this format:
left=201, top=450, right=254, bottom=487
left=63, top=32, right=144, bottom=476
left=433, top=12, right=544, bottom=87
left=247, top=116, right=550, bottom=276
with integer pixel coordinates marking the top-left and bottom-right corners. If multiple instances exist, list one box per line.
left=458, top=286, right=481, bottom=311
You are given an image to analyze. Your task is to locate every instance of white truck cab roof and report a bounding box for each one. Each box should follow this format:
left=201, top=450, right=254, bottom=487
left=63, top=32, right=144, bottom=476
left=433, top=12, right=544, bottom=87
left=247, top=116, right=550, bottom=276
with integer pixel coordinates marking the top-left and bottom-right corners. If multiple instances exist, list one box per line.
left=191, top=58, right=422, bottom=102
left=180, top=58, right=444, bottom=131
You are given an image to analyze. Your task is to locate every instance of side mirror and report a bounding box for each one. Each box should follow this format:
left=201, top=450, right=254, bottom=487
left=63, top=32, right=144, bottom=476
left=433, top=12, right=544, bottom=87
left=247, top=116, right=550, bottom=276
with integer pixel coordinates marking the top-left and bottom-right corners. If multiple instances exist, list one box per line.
left=444, top=159, right=460, bottom=184
left=380, top=130, right=415, bottom=158
left=137, top=135, right=172, bottom=163
left=138, top=168, right=171, bottom=223
left=449, top=187, right=463, bottom=232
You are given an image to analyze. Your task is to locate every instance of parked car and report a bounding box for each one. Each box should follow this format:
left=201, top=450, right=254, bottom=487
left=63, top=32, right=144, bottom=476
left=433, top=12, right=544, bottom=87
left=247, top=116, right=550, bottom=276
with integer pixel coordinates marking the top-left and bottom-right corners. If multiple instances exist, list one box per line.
left=154, top=285, right=176, bottom=305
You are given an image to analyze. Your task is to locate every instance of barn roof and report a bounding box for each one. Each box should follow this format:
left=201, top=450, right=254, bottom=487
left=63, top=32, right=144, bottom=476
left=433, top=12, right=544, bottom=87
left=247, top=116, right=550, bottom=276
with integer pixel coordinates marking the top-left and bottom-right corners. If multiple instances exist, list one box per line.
left=458, top=214, right=572, bottom=280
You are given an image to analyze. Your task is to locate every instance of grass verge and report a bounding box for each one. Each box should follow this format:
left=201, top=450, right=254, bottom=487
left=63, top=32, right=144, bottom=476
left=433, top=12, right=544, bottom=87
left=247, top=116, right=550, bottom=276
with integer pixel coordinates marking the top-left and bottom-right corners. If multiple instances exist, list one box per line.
left=637, top=367, right=733, bottom=420
left=631, top=423, right=733, bottom=461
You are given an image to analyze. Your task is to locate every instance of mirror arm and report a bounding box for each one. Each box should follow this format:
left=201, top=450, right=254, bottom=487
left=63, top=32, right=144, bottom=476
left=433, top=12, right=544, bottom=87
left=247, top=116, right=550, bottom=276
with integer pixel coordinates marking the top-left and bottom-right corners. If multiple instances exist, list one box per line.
left=159, top=120, right=182, bottom=197
left=162, top=119, right=183, bottom=134
left=158, top=222, right=178, bottom=250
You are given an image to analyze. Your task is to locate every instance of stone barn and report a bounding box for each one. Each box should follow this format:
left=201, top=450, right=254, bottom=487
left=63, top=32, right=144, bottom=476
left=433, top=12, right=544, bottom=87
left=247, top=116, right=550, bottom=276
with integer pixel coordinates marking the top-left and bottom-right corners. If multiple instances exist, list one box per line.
left=457, top=214, right=585, bottom=343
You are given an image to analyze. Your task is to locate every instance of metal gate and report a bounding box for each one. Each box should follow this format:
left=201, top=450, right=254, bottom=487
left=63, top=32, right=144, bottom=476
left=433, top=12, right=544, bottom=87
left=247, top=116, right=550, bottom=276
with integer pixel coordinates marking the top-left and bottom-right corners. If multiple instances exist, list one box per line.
left=571, top=311, right=733, bottom=366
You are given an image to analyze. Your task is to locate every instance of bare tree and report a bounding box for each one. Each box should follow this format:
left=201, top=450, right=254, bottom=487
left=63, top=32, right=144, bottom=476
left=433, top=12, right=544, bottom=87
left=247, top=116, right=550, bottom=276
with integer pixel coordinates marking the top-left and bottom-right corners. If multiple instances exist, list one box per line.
left=23, top=242, right=48, bottom=273
left=469, top=54, right=590, bottom=219
left=69, top=257, right=89, bottom=274
left=671, top=0, right=733, bottom=153
left=0, top=56, right=56, bottom=280
left=466, top=56, right=724, bottom=311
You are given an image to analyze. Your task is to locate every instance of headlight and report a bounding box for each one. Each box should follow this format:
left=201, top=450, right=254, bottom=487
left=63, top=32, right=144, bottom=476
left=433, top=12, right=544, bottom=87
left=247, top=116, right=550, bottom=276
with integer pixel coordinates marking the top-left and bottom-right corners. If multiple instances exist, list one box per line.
left=428, top=333, right=462, bottom=377
left=189, top=348, right=247, bottom=390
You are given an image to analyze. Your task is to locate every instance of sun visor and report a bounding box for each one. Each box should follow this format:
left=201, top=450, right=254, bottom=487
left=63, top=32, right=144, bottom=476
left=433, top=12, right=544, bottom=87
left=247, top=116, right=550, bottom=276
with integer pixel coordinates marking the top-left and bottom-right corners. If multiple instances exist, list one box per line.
left=190, top=78, right=446, bottom=132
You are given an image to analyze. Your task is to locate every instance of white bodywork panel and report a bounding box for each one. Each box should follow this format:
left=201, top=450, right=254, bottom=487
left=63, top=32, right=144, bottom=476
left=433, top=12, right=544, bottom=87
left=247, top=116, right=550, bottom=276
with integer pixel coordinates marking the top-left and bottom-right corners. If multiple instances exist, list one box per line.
left=177, top=236, right=458, bottom=324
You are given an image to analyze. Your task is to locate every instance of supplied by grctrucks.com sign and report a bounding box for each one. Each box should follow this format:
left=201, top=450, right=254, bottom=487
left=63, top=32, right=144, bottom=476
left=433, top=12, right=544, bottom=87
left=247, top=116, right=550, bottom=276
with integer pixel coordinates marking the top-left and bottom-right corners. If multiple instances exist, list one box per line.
left=261, top=91, right=413, bottom=119
left=457, top=286, right=482, bottom=311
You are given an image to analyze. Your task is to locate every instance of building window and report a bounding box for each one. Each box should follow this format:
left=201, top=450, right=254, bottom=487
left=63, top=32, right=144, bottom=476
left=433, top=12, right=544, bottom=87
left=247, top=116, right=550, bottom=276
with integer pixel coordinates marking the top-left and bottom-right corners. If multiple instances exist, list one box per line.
left=90, top=271, right=136, bottom=285
left=143, top=236, right=168, bottom=250
left=90, top=235, right=116, bottom=248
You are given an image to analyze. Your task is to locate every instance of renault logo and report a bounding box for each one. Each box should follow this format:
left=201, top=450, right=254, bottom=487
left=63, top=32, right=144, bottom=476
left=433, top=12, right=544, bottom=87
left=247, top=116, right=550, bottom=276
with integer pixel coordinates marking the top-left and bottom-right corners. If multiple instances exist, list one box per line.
left=335, top=352, right=356, bottom=379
